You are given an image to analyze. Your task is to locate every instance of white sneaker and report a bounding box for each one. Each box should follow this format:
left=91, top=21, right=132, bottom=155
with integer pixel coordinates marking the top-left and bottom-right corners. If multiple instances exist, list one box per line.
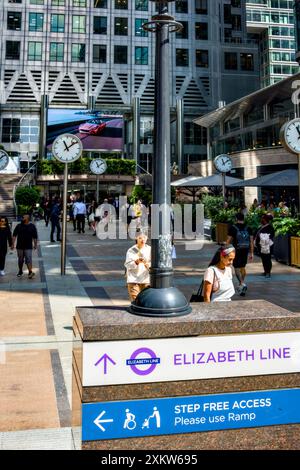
left=0, top=270, right=5, bottom=276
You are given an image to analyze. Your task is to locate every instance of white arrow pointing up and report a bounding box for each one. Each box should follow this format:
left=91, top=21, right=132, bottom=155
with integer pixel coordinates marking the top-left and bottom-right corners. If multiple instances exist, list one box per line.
left=93, top=410, right=114, bottom=432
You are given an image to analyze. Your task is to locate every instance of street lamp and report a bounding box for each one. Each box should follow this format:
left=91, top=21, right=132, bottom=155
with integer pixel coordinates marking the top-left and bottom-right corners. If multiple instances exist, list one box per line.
left=129, top=0, right=191, bottom=317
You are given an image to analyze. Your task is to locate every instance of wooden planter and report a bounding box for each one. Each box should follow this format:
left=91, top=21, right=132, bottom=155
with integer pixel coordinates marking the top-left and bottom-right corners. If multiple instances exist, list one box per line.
left=215, top=222, right=229, bottom=244
left=291, top=236, right=300, bottom=267
left=273, top=234, right=291, bottom=265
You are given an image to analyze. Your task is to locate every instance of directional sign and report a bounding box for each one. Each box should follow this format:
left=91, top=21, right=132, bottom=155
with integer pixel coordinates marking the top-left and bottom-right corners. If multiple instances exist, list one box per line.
left=82, top=331, right=300, bottom=387
left=82, top=388, right=300, bottom=441
left=93, top=411, right=114, bottom=432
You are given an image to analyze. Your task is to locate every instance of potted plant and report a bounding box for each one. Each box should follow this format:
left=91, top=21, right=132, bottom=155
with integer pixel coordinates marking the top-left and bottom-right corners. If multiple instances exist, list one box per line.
left=213, top=208, right=237, bottom=244
left=273, top=217, right=300, bottom=266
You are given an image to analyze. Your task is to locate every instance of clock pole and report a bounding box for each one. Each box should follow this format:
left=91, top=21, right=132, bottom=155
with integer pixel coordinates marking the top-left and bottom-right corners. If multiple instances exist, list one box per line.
left=222, top=172, right=226, bottom=207
left=61, top=163, right=68, bottom=275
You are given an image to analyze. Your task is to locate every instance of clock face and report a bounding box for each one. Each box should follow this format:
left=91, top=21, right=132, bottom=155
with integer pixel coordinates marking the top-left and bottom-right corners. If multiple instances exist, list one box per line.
left=90, top=158, right=107, bottom=175
left=0, top=150, right=9, bottom=171
left=281, top=119, right=300, bottom=154
left=214, top=154, right=232, bottom=173
left=52, top=134, right=83, bottom=163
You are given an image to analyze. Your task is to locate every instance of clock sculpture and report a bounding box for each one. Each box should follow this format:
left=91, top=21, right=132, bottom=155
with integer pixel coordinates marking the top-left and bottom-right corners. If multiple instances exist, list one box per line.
left=280, top=118, right=300, bottom=214
left=213, top=154, right=233, bottom=207
left=0, top=150, right=10, bottom=172
left=90, top=158, right=107, bottom=202
left=52, top=133, right=83, bottom=275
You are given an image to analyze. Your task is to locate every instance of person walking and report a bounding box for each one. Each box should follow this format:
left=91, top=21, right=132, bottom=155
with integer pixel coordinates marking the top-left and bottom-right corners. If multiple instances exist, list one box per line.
left=50, top=198, right=61, bottom=242
left=124, top=232, right=151, bottom=302
left=226, top=212, right=254, bottom=296
left=0, top=217, right=13, bottom=276
left=203, top=244, right=236, bottom=302
left=73, top=198, right=87, bottom=233
left=12, top=214, right=38, bottom=279
left=255, top=214, right=275, bottom=278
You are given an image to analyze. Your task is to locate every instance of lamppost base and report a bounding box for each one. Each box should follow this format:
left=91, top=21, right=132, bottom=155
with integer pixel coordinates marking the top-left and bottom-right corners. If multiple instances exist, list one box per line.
left=129, top=287, right=192, bottom=317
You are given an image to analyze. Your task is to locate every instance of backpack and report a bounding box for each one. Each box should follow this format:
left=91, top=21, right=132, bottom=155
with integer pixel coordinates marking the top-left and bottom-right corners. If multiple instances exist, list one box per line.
left=233, top=225, right=250, bottom=249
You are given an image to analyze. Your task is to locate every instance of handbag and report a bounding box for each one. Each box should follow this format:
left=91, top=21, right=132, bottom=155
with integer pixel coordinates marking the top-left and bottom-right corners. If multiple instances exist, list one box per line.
left=190, top=268, right=217, bottom=303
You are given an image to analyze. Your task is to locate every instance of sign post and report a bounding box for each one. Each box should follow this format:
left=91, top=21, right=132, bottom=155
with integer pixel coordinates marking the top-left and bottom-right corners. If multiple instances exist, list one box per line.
left=52, top=133, right=83, bottom=275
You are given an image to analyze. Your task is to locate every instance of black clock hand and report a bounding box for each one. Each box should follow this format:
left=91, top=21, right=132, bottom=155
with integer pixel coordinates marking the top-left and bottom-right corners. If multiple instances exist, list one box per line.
left=63, top=141, right=69, bottom=151
left=67, top=140, right=79, bottom=150
left=296, top=126, right=300, bottom=138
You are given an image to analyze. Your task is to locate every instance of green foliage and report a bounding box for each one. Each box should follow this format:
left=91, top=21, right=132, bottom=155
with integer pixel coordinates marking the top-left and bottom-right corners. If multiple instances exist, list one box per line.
left=273, top=217, right=300, bottom=237
left=245, top=211, right=261, bottom=233
left=129, top=185, right=152, bottom=205
left=15, top=186, right=40, bottom=207
left=213, top=208, right=237, bottom=224
left=201, top=195, right=224, bottom=219
left=18, top=204, right=32, bottom=216
left=37, top=158, right=136, bottom=176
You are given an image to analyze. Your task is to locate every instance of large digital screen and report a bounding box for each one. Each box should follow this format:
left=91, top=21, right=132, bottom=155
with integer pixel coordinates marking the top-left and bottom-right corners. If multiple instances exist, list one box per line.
left=47, top=109, right=123, bottom=153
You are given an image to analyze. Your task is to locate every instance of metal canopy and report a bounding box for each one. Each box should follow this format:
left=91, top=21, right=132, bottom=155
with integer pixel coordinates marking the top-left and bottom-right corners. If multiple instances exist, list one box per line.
left=171, top=174, right=243, bottom=187
left=194, top=72, right=300, bottom=129
left=230, top=169, right=298, bottom=187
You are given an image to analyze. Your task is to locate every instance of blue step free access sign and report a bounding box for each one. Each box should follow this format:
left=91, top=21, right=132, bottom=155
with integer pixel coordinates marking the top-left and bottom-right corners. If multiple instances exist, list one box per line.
left=82, top=388, right=300, bottom=441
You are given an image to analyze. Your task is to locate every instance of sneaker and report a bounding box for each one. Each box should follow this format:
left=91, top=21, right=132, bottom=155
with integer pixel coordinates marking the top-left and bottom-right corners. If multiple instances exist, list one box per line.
left=265, top=273, right=271, bottom=278
left=240, top=284, right=247, bottom=296
left=17, top=271, right=23, bottom=277
left=28, top=272, right=35, bottom=279
left=0, top=270, right=5, bottom=276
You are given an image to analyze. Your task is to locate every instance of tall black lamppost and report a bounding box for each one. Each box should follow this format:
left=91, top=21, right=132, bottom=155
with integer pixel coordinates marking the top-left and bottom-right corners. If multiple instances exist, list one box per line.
left=130, top=0, right=191, bottom=317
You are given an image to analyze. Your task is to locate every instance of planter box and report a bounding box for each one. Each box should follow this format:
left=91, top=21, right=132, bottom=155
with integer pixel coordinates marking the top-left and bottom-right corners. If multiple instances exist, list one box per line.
left=291, top=237, right=300, bottom=267
left=216, top=222, right=229, bottom=244
left=273, top=234, right=291, bottom=265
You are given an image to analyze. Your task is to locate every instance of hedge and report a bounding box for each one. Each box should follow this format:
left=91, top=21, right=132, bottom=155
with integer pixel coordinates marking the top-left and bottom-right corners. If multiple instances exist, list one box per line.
left=37, top=158, right=136, bottom=176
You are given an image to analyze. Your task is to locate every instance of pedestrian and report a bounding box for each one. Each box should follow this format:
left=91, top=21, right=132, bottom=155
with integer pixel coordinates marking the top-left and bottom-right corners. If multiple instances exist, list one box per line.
left=0, top=216, right=13, bottom=276
left=124, top=232, right=151, bottom=302
left=43, top=198, right=52, bottom=227
left=12, top=214, right=38, bottom=279
left=226, top=212, right=254, bottom=296
left=50, top=197, right=61, bottom=242
left=73, top=198, right=87, bottom=233
left=202, top=244, right=236, bottom=302
left=255, top=214, right=275, bottom=278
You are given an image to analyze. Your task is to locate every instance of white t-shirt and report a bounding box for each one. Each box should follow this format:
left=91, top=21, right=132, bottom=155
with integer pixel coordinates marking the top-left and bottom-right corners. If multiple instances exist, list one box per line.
left=125, top=244, right=151, bottom=284
left=204, top=266, right=235, bottom=302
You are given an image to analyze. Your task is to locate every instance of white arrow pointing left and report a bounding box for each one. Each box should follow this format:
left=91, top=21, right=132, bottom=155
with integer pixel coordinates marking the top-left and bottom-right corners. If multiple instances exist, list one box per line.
left=93, top=410, right=114, bottom=432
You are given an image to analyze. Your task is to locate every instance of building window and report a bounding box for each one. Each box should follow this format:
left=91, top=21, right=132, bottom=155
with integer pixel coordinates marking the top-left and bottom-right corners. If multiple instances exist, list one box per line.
left=50, top=42, right=64, bottom=61
left=231, top=0, right=241, bottom=7
left=7, top=12, right=22, bottom=31
left=93, top=44, right=106, bottom=63
left=51, top=14, right=65, bottom=33
left=2, top=118, right=39, bottom=144
left=71, top=43, right=85, bottom=62
left=93, top=16, right=107, bottom=34
left=175, top=0, right=188, bottom=13
left=114, top=17, right=128, bottom=36
left=94, top=0, right=107, bottom=7
left=240, top=53, right=254, bottom=71
left=29, top=13, right=44, bottom=32
left=114, top=45, right=127, bottom=64
left=9, top=0, right=22, bottom=3
left=196, top=49, right=209, bottom=67
left=232, top=15, right=241, bottom=31
left=51, top=0, right=65, bottom=5
left=224, top=52, right=237, bottom=70
left=135, top=0, right=148, bottom=11
left=30, top=0, right=44, bottom=4
left=195, top=22, right=208, bottom=40
left=5, top=41, right=20, bottom=60
left=135, top=46, right=148, bottom=65
left=73, top=0, right=86, bottom=6
left=176, top=48, right=189, bottom=66
left=28, top=41, right=42, bottom=60
left=72, top=16, right=86, bottom=34
left=195, top=0, right=207, bottom=14
left=176, top=21, right=188, bottom=39
left=115, top=0, right=128, bottom=9
left=135, top=18, right=148, bottom=37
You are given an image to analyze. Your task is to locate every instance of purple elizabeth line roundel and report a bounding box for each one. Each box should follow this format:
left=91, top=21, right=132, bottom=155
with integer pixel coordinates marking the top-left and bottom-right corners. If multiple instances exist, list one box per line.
left=129, top=347, right=158, bottom=376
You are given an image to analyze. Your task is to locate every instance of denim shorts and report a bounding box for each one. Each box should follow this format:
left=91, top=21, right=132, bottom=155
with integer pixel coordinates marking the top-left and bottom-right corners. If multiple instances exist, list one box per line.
left=17, top=249, right=32, bottom=265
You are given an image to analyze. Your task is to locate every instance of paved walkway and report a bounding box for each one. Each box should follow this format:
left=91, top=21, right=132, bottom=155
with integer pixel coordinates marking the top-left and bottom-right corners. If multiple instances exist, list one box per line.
left=0, top=220, right=299, bottom=449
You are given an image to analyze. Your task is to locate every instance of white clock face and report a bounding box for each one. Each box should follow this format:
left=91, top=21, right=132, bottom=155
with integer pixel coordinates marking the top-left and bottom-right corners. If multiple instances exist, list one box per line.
left=90, top=158, right=107, bottom=175
left=214, top=154, right=232, bottom=173
left=282, top=119, right=300, bottom=154
left=52, top=134, right=83, bottom=163
left=0, top=150, right=9, bottom=171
